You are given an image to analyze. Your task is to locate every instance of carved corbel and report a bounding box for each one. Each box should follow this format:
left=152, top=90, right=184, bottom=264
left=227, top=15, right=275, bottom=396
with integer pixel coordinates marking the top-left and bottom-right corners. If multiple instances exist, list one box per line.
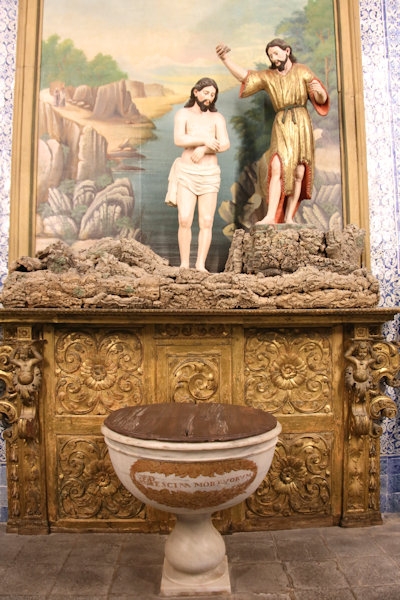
left=345, top=336, right=398, bottom=437
left=0, top=326, right=48, bottom=533
left=342, top=327, right=399, bottom=526
left=0, top=341, right=43, bottom=444
left=9, top=340, right=43, bottom=442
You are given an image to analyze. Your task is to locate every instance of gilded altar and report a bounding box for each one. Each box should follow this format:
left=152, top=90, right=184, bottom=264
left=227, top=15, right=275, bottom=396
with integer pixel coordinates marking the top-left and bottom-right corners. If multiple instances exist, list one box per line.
left=0, top=307, right=399, bottom=535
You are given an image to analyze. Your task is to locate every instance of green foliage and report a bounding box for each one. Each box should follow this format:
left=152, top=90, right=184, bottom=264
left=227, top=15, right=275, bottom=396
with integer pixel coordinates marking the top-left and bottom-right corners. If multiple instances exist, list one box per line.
left=86, top=53, right=128, bottom=87
left=95, top=174, right=113, bottom=189
left=37, top=202, right=54, bottom=219
left=71, top=204, right=88, bottom=225
left=40, top=34, right=128, bottom=89
left=274, top=10, right=309, bottom=58
left=276, top=0, right=336, bottom=91
left=232, top=95, right=274, bottom=173
left=115, top=217, right=136, bottom=233
left=58, top=178, right=76, bottom=196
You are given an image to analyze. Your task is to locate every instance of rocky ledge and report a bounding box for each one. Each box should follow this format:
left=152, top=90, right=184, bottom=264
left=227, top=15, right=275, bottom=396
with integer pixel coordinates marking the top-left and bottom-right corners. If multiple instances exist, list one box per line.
left=1, top=225, right=379, bottom=310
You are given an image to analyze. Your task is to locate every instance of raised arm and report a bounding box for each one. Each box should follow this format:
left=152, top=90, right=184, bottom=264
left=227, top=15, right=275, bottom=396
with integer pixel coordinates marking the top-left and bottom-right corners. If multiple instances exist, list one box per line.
left=216, top=43, right=248, bottom=83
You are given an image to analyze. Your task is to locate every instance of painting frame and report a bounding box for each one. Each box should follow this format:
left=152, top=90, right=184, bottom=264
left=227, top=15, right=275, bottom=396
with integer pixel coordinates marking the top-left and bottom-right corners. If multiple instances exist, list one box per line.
left=9, top=0, right=370, bottom=267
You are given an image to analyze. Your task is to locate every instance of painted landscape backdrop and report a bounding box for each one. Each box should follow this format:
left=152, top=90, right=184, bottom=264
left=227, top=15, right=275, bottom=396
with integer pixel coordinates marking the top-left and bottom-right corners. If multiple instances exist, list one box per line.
left=37, top=0, right=341, bottom=271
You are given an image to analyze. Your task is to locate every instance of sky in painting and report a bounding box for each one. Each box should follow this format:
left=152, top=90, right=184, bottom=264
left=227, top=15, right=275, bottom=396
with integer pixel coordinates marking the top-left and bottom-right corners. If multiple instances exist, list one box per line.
left=42, top=0, right=307, bottom=91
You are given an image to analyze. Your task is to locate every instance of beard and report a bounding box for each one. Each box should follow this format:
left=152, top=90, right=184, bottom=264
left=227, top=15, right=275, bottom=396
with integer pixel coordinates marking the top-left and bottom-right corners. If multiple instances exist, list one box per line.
left=270, top=54, right=289, bottom=71
left=275, top=55, right=289, bottom=71
left=195, top=97, right=210, bottom=112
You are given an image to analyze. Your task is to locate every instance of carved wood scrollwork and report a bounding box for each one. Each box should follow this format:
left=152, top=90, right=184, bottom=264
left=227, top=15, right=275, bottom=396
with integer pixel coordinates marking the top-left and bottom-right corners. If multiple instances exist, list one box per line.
left=246, top=433, right=332, bottom=518
left=244, top=329, right=332, bottom=415
left=58, top=436, right=145, bottom=520
left=0, top=344, right=17, bottom=438
left=0, top=331, right=43, bottom=442
left=0, top=326, right=47, bottom=531
left=1, top=312, right=398, bottom=533
left=342, top=327, right=399, bottom=525
left=171, top=357, right=219, bottom=404
left=344, top=333, right=399, bottom=438
left=55, top=329, right=144, bottom=414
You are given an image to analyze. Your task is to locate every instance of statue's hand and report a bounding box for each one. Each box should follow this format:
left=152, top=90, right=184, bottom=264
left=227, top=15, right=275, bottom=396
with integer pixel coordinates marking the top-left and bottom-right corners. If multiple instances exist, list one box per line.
left=308, top=80, right=327, bottom=103
left=216, top=43, right=231, bottom=60
left=205, top=137, right=220, bottom=153
left=191, top=146, right=206, bottom=163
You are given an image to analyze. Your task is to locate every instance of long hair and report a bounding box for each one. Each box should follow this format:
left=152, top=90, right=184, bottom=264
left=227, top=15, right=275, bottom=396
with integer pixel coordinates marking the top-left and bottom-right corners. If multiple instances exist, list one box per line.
left=184, top=77, right=219, bottom=112
left=265, top=39, right=297, bottom=69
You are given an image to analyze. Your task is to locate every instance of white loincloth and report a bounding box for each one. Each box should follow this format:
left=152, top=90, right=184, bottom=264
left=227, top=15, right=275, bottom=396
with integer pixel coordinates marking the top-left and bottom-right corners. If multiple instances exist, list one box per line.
left=165, top=158, right=221, bottom=207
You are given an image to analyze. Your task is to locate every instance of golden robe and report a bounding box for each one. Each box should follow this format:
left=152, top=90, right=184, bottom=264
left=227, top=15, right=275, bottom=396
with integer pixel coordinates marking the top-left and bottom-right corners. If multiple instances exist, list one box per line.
left=240, top=63, right=330, bottom=222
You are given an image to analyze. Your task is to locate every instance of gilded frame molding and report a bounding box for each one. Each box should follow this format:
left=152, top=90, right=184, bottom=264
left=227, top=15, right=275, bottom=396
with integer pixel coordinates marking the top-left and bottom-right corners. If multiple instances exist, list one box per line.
left=9, top=0, right=370, bottom=265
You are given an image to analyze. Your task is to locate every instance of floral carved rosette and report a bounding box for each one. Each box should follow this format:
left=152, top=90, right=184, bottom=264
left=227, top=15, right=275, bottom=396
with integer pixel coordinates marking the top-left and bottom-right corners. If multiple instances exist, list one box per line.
left=246, top=433, right=331, bottom=517
left=244, top=330, right=332, bottom=415
left=58, top=437, right=144, bottom=519
left=55, top=329, right=144, bottom=415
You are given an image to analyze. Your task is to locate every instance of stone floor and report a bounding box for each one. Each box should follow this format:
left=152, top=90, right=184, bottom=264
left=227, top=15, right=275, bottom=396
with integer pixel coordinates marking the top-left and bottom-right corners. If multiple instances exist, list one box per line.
left=1, top=514, right=400, bottom=599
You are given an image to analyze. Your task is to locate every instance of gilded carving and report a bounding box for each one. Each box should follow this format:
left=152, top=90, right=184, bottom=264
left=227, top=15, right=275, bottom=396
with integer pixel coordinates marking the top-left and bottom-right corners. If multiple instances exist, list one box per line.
left=0, top=351, right=17, bottom=440
left=9, top=343, right=42, bottom=401
left=0, top=338, right=43, bottom=442
left=23, top=444, right=42, bottom=517
left=0, top=400, right=17, bottom=431
left=0, top=343, right=21, bottom=519
left=246, top=433, right=331, bottom=517
left=55, top=329, right=144, bottom=415
left=1, top=310, right=398, bottom=533
left=368, top=438, right=379, bottom=511
left=372, top=340, right=400, bottom=386
left=347, top=436, right=365, bottom=510
left=58, top=437, right=145, bottom=519
left=8, top=440, right=20, bottom=518
left=170, top=357, right=219, bottom=403
left=245, top=330, right=331, bottom=414
left=0, top=341, right=16, bottom=435
left=342, top=329, right=400, bottom=524
left=0, top=329, right=46, bottom=530
left=155, top=324, right=231, bottom=338
left=370, top=394, right=397, bottom=423
left=0, top=342, right=14, bottom=375
left=345, top=337, right=398, bottom=437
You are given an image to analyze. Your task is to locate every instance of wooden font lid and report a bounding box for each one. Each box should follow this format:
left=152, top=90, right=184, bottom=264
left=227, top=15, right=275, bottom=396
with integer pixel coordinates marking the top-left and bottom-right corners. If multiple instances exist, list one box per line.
left=104, top=403, right=277, bottom=442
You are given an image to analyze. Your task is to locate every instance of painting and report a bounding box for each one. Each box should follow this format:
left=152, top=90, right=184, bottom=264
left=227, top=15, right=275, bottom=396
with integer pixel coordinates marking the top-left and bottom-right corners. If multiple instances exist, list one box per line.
left=32, top=0, right=341, bottom=271
left=10, top=1, right=368, bottom=271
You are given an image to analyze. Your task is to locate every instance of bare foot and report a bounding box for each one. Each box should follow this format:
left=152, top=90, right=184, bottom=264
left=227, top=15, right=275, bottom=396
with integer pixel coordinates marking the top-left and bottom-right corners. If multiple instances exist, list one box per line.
left=179, top=263, right=190, bottom=269
left=255, top=218, right=276, bottom=225
left=196, top=264, right=209, bottom=273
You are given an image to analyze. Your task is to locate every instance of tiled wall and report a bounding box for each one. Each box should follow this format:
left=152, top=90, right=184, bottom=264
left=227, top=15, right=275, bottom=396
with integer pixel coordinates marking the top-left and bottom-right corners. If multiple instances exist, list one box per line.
left=360, top=0, right=400, bottom=512
left=0, top=0, right=17, bottom=523
left=0, top=0, right=399, bottom=520
left=0, top=0, right=15, bottom=287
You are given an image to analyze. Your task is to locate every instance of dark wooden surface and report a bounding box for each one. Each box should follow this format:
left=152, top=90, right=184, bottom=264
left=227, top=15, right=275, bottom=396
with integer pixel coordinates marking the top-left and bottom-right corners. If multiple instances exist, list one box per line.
left=104, top=403, right=278, bottom=442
